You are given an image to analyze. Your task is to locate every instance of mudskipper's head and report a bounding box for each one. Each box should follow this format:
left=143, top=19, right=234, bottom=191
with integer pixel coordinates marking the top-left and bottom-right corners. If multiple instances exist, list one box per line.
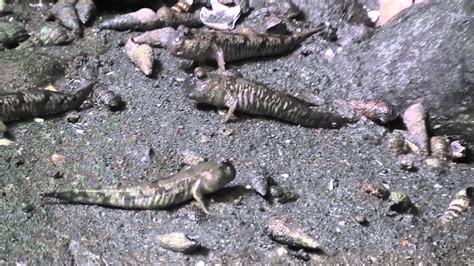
left=200, top=159, right=236, bottom=193
left=168, top=25, right=192, bottom=56
left=183, top=68, right=225, bottom=106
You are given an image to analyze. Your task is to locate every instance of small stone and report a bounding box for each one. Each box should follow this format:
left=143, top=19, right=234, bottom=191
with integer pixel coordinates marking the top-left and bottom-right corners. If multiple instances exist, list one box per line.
left=300, top=49, right=313, bottom=56
left=98, top=90, right=124, bottom=111
left=327, top=179, right=338, bottom=191
left=425, top=157, right=445, bottom=168
left=389, top=192, right=414, bottom=214
left=67, top=112, right=81, bottom=123
left=276, top=246, right=288, bottom=256
left=0, top=138, right=13, bottom=146
left=449, top=140, right=466, bottom=161
left=367, top=10, right=380, bottom=24
left=289, top=249, right=311, bottom=261
left=399, top=155, right=416, bottom=172
left=53, top=171, right=64, bottom=179
left=156, top=232, right=201, bottom=254
left=68, top=240, right=104, bottom=265
left=21, top=203, right=34, bottom=213
left=199, top=135, right=209, bottom=144
left=355, top=215, right=369, bottom=226
left=51, top=153, right=65, bottom=165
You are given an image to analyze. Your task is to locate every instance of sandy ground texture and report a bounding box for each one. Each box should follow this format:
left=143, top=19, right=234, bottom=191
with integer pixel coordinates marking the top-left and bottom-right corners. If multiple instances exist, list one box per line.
left=0, top=0, right=473, bottom=264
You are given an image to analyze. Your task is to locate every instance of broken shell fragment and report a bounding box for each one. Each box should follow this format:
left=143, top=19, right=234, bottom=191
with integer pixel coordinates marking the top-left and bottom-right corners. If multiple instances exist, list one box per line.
left=387, top=130, right=409, bottom=155
left=403, top=103, right=429, bottom=155
left=0, top=22, right=29, bottom=50
left=50, top=0, right=82, bottom=35
left=351, top=99, right=398, bottom=124
left=449, top=140, right=466, bottom=161
left=99, top=8, right=158, bottom=31
left=132, top=27, right=178, bottom=48
left=250, top=167, right=269, bottom=197
left=75, top=0, right=97, bottom=25
left=268, top=218, right=321, bottom=251
left=38, top=23, right=73, bottom=46
left=171, top=0, right=193, bottom=13
left=125, top=38, right=154, bottom=76
left=389, top=192, right=414, bottom=213
left=200, top=0, right=241, bottom=30
left=359, top=180, right=390, bottom=199
left=440, top=187, right=472, bottom=224
left=156, top=232, right=201, bottom=253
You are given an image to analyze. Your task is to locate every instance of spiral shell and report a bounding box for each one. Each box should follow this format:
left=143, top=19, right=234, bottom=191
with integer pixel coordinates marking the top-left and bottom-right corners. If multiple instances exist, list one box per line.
left=38, top=23, right=73, bottom=46
left=171, top=0, right=193, bottom=13
left=268, top=218, right=321, bottom=251
left=440, top=187, right=472, bottom=224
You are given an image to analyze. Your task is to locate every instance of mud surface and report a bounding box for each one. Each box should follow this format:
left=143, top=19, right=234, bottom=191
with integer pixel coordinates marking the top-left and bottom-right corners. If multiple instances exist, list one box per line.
left=0, top=0, right=473, bottom=264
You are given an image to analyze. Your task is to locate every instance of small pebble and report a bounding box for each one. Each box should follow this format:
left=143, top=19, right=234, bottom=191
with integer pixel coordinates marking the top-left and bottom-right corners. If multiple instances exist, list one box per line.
left=21, top=203, right=34, bottom=213
left=399, top=155, right=416, bottom=172
left=355, top=215, right=369, bottom=226
left=156, top=232, right=201, bottom=254
left=53, top=171, right=64, bottom=179
left=67, top=113, right=81, bottom=123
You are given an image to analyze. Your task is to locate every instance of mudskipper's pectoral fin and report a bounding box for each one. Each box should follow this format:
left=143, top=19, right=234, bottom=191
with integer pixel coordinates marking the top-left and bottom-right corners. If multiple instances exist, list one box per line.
left=223, top=95, right=237, bottom=123
left=213, top=45, right=226, bottom=71
left=192, top=180, right=210, bottom=214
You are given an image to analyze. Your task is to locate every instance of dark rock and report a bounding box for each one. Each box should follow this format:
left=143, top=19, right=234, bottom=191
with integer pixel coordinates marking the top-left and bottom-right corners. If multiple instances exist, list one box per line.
left=325, top=0, right=473, bottom=143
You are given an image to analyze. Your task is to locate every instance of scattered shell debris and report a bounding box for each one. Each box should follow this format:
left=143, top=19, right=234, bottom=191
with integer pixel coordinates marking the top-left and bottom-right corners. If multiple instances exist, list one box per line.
left=268, top=218, right=321, bottom=251
left=156, top=232, right=201, bottom=254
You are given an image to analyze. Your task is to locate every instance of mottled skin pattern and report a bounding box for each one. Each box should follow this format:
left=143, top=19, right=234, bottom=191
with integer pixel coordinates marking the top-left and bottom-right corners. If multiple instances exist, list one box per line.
left=441, top=187, right=472, bottom=224
left=0, top=83, right=93, bottom=123
left=169, top=25, right=325, bottom=70
left=185, top=72, right=352, bottom=128
left=42, top=160, right=236, bottom=213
